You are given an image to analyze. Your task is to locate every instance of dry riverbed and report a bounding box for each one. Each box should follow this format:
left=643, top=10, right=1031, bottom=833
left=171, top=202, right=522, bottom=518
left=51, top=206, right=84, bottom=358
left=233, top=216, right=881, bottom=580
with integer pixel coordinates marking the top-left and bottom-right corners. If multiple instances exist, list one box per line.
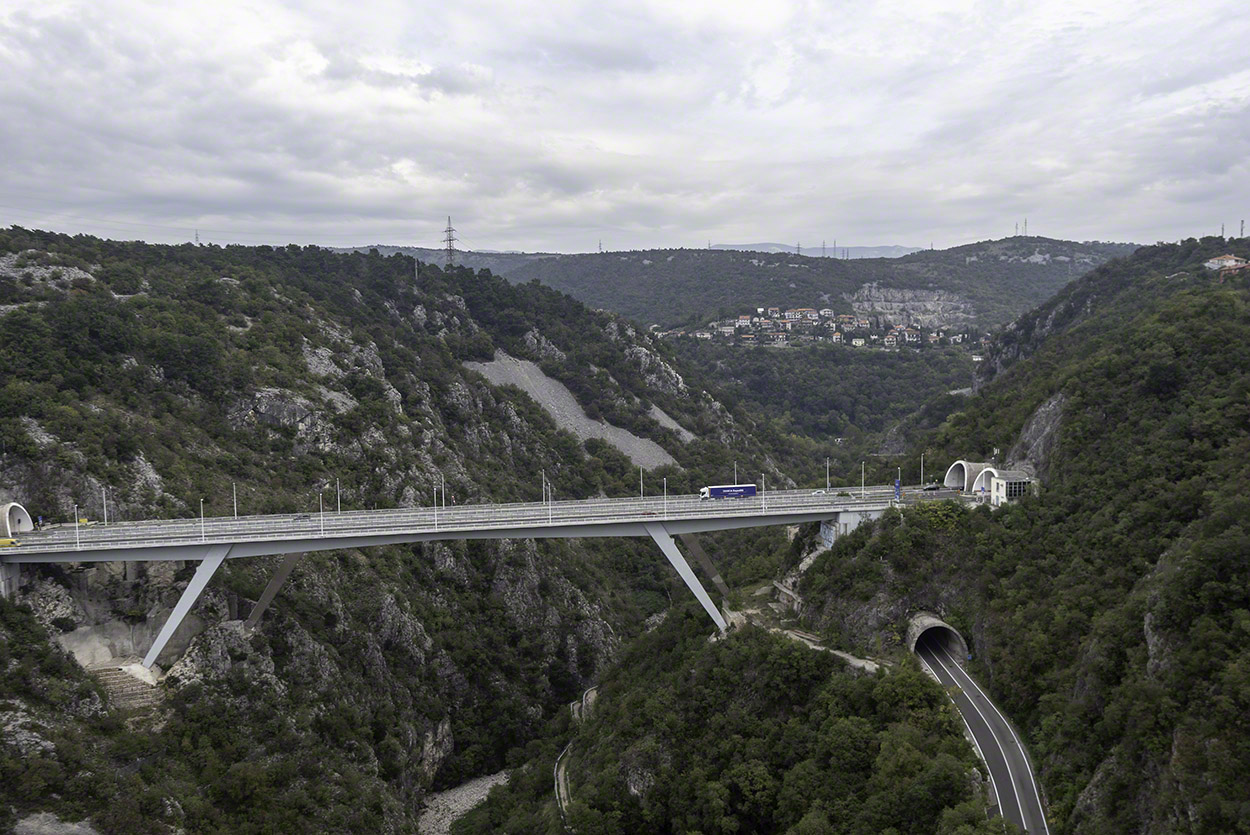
left=417, top=770, right=510, bottom=835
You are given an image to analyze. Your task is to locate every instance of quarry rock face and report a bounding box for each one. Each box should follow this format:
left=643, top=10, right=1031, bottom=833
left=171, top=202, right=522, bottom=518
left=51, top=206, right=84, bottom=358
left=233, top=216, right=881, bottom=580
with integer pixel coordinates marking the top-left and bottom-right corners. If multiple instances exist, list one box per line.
left=846, top=283, right=977, bottom=329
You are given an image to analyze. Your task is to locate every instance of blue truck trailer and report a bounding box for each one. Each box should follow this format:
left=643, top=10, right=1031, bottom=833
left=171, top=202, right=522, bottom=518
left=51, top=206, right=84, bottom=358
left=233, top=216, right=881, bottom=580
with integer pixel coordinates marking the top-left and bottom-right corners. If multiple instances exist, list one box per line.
left=699, top=484, right=758, bottom=500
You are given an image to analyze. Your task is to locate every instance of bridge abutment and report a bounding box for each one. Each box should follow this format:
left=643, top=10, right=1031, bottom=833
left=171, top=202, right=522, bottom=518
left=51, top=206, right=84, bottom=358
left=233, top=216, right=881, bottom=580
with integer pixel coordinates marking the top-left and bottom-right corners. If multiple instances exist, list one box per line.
left=0, top=561, right=18, bottom=599
left=819, top=508, right=886, bottom=548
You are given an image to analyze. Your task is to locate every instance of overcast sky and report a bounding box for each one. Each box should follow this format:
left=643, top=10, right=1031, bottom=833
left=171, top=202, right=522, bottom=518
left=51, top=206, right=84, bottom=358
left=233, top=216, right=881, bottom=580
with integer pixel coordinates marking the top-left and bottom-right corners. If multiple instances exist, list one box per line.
left=1, top=0, right=1247, bottom=252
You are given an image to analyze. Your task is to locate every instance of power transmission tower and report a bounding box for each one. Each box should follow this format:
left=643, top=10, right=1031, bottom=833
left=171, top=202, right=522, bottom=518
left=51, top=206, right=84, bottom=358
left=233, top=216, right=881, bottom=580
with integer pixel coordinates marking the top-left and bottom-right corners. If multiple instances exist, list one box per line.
left=194, top=229, right=200, bottom=246
left=796, top=241, right=801, bottom=256
left=822, top=240, right=826, bottom=257
left=442, top=217, right=457, bottom=268
left=1241, top=219, right=1245, bottom=237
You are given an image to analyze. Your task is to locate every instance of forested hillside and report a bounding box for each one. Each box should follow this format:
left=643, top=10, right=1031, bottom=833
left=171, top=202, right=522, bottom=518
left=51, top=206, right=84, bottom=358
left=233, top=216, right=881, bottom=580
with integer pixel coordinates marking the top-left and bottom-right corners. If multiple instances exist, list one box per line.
left=800, top=236, right=1250, bottom=832
left=671, top=340, right=972, bottom=442
left=454, top=610, right=999, bottom=835
left=506, top=237, right=1136, bottom=329
left=0, top=226, right=819, bottom=833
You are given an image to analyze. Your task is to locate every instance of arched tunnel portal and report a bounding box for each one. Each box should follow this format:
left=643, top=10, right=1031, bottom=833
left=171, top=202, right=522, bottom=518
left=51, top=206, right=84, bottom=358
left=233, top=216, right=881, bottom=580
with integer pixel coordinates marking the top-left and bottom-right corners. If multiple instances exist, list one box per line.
left=906, top=612, right=970, bottom=663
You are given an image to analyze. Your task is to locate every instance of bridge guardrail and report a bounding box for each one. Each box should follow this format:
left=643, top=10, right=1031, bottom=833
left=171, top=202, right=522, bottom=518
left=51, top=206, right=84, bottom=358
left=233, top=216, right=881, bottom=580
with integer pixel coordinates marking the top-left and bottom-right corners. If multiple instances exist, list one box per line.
left=10, top=487, right=906, bottom=557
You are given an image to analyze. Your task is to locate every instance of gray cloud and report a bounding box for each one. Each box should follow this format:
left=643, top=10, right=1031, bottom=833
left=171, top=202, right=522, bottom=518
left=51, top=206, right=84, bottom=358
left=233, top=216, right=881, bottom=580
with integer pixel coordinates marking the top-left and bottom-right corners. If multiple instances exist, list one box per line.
left=0, top=1, right=1248, bottom=252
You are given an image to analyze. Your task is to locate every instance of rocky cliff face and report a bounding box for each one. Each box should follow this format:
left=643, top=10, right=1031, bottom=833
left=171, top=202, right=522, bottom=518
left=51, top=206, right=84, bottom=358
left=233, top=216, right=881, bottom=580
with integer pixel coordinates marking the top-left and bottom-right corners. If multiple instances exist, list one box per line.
left=845, top=283, right=977, bottom=329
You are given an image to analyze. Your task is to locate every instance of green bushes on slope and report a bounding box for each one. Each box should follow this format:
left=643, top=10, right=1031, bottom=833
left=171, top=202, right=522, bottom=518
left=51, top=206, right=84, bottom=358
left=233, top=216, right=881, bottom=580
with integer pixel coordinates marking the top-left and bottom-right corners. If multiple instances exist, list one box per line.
left=804, top=238, right=1250, bottom=833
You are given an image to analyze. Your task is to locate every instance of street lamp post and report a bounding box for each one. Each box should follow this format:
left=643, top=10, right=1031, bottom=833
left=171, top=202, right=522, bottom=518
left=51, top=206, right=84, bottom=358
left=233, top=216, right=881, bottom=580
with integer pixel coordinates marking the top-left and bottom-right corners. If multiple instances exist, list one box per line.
left=921, top=453, right=925, bottom=486
left=200, top=498, right=205, bottom=541
left=336, top=478, right=341, bottom=514
left=319, top=489, right=324, bottom=535
left=663, top=477, right=667, bottom=519
left=232, top=482, right=237, bottom=518
left=761, top=473, right=766, bottom=510
left=102, top=488, right=108, bottom=527
left=861, top=461, right=865, bottom=498
left=826, top=457, right=830, bottom=490
left=74, top=503, right=80, bottom=550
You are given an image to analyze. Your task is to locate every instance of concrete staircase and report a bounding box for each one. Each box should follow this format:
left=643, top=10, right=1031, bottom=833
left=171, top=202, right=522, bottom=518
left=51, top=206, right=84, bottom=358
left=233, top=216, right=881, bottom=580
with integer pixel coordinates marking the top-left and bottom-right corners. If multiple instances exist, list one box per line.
left=88, top=658, right=163, bottom=710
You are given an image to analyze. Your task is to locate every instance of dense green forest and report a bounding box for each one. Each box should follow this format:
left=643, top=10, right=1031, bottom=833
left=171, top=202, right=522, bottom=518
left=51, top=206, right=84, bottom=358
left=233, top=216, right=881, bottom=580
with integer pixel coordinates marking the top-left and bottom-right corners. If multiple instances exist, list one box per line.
left=671, top=339, right=972, bottom=441
left=801, top=237, right=1250, bottom=832
left=506, top=238, right=1136, bottom=329
left=0, top=226, right=806, bottom=832
left=455, top=609, right=1003, bottom=835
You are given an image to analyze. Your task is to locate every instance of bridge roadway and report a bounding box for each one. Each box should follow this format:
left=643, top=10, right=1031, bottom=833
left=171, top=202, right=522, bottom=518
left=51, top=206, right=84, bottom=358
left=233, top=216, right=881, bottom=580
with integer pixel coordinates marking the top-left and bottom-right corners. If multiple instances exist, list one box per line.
left=8, top=486, right=901, bottom=563
left=2, top=485, right=914, bottom=668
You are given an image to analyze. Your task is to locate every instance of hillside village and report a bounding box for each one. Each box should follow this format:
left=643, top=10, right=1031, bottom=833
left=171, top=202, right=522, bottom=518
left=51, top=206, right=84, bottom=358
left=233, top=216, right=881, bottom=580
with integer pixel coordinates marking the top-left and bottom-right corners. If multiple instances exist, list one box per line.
left=656, top=305, right=991, bottom=356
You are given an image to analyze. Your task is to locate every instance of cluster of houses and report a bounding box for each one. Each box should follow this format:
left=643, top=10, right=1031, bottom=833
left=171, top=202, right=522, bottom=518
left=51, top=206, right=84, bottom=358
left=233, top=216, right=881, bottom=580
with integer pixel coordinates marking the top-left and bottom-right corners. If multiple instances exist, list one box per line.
left=656, top=306, right=988, bottom=353
left=1203, top=253, right=1250, bottom=279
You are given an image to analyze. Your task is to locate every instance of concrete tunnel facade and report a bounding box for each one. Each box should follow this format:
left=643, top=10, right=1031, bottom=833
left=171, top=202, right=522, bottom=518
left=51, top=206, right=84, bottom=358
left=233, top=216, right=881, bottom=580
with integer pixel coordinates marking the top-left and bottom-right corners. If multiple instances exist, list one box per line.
left=943, top=461, right=993, bottom=493
left=1, top=502, right=33, bottom=539
left=907, top=611, right=970, bottom=662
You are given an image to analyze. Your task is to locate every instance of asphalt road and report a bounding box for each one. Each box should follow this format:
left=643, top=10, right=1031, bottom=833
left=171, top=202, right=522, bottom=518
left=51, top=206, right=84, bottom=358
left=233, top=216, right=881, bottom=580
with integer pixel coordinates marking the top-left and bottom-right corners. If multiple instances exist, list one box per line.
left=9, top=486, right=904, bottom=559
left=916, top=634, right=1049, bottom=834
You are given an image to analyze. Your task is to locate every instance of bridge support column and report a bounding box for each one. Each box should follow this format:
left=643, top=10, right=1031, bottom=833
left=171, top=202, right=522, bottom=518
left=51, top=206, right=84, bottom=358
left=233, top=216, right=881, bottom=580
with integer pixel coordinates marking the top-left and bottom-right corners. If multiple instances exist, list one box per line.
left=244, top=552, right=301, bottom=630
left=645, top=523, right=727, bottom=632
left=0, top=561, right=18, bottom=599
left=142, top=544, right=231, bottom=669
left=677, top=534, right=731, bottom=600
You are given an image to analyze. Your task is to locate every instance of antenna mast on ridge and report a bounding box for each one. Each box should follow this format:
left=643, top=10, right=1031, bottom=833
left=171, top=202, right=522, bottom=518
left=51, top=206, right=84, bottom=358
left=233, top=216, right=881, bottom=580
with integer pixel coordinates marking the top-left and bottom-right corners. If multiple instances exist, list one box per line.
left=442, top=217, right=457, bottom=268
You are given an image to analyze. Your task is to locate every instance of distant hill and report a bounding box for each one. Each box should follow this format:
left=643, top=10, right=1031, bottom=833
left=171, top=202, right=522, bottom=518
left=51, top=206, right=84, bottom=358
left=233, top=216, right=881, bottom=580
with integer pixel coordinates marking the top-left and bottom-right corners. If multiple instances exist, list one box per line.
left=712, top=242, right=921, bottom=258
left=506, top=237, right=1139, bottom=330
left=331, top=245, right=557, bottom=276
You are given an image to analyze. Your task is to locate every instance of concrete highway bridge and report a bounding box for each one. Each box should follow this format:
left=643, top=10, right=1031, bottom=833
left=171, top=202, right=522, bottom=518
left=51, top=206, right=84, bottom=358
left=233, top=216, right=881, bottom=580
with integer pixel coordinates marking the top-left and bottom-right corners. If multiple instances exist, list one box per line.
left=0, top=485, right=910, bottom=669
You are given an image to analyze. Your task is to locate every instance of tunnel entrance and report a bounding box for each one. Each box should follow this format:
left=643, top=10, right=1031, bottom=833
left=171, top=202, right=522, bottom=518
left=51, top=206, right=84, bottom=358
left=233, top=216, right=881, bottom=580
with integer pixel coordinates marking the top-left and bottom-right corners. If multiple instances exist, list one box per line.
left=906, top=612, right=970, bottom=663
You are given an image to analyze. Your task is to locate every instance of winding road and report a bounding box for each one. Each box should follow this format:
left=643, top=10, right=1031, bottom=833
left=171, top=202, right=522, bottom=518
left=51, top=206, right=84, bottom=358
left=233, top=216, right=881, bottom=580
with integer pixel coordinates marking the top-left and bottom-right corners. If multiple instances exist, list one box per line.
left=916, top=634, right=1049, bottom=834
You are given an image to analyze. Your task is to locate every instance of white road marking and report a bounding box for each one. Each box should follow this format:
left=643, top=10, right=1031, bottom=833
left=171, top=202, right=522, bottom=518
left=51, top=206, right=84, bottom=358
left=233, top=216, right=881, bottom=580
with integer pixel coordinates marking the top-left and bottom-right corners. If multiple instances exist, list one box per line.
left=924, top=639, right=1026, bottom=829
left=916, top=648, right=1005, bottom=826
left=932, top=642, right=1049, bottom=835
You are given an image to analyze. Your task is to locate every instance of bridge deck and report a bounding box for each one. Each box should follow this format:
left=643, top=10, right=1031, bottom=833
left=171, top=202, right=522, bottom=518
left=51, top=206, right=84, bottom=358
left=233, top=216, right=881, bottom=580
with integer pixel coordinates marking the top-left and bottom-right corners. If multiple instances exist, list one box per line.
left=4, top=486, right=908, bottom=563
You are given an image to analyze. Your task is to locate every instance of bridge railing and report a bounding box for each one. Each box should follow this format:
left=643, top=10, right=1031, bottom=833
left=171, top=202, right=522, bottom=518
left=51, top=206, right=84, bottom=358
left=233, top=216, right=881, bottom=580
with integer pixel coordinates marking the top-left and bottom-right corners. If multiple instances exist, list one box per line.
left=11, top=486, right=903, bottom=555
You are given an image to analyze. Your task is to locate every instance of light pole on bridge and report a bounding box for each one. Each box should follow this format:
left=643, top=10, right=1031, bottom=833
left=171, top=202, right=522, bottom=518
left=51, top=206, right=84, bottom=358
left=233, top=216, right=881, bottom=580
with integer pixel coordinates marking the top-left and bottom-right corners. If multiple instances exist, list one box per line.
left=826, top=457, right=830, bottom=491
left=663, top=477, right=667, bottom=519
left=200, top=498, right=205, bottom=541
left=73, top=503, right=80, bottom=551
